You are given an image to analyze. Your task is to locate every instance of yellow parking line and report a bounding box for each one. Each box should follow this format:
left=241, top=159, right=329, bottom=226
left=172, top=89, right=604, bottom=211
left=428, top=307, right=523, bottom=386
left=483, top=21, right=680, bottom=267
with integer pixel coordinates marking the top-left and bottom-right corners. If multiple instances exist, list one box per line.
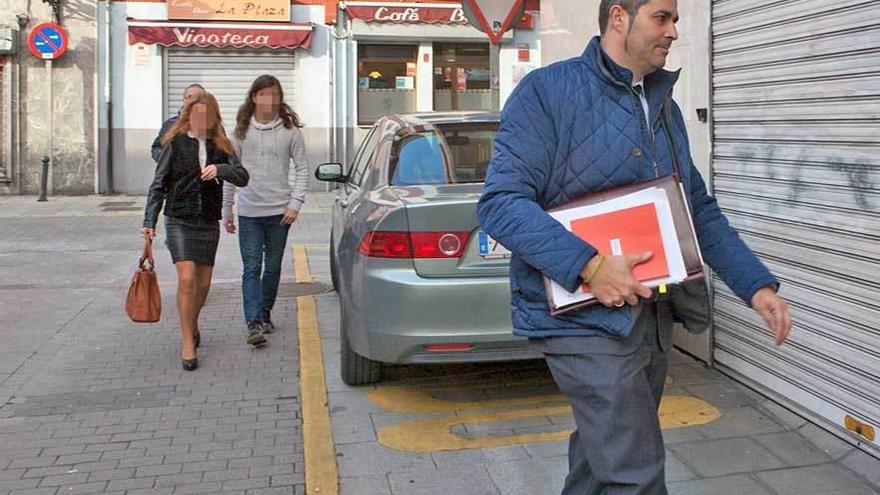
left=294, top=245, right=339, bottom=495
left=376, top=396, right=721, bottom=453
left=368, top=386, right=566, bottom=414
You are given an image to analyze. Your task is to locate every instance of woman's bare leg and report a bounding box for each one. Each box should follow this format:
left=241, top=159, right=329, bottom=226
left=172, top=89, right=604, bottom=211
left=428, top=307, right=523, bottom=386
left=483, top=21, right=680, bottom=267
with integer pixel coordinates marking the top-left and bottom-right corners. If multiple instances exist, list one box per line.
left=193, top=264, right=214, bottom=334
left=175, top=261, right=198, bottom=361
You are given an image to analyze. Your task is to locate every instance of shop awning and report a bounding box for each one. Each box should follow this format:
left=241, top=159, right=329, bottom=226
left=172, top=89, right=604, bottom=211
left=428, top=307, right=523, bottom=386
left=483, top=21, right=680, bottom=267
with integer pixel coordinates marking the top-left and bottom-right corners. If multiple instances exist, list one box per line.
left=127, top=21, right=313, bottom=50
left=344, top=2, right=534, bottom=28
left=346, top=2, right=467, bottom=24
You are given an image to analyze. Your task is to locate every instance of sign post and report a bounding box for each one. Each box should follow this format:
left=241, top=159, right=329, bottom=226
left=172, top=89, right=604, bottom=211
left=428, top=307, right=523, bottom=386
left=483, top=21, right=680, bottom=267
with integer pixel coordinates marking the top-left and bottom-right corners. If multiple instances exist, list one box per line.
left=461, top=0, right=525, bottom=110
left=28, top=22, right=68, bottom=196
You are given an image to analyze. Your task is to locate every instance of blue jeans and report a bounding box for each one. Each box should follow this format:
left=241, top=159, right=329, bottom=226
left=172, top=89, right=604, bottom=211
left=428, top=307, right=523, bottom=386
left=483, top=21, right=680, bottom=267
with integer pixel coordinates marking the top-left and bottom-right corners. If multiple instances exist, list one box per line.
left=238, top=215, right=291, bottom=323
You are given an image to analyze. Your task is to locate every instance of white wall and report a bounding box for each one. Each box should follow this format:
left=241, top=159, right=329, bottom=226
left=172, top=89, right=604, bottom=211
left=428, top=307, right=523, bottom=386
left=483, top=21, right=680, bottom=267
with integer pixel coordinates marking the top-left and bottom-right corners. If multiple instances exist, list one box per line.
left=500, top=15, right=542, bottom=109
left=417, top=42, right=433, bottom=112
left=292, top=6, right=333, bottom=182
left=112, top=2, right=164, bottom=131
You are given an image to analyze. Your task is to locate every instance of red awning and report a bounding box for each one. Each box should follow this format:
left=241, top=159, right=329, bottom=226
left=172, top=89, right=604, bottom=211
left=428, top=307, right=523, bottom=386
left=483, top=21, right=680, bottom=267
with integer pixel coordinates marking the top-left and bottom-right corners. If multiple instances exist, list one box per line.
left=127, top=21, right=313, bottom=50
left=345, top=2, right=469, bottom=24
left=344, top=2, right=534, bottom=28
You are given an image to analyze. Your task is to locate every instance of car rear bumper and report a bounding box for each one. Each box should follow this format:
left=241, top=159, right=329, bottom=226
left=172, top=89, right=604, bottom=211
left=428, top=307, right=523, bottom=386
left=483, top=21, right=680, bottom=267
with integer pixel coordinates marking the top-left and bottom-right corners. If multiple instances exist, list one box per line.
left=344, top=265, right=538, bottom=364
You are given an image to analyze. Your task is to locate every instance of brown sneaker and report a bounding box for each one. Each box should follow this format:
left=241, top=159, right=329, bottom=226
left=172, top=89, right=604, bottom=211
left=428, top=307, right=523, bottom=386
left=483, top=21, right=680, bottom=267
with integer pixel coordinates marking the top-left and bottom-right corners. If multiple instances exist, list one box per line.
left=245, top=321, right=266, bottom=346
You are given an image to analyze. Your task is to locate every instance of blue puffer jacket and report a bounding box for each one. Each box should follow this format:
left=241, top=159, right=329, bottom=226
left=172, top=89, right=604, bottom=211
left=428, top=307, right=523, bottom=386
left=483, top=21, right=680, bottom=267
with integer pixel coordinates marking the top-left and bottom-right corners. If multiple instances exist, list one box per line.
left=477, top=36, right=778, bottom=339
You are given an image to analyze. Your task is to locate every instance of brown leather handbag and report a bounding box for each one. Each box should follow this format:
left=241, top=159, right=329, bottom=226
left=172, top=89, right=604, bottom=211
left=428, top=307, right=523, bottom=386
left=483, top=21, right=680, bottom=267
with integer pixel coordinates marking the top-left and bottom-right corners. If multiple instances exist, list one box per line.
left=126, top=239, right=161, bottom=323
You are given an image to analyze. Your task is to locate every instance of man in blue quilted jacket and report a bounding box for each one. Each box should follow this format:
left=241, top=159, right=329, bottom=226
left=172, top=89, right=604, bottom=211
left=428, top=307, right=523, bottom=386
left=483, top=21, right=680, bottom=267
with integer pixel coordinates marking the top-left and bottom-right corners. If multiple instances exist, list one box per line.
left=477, top=1, right=792, bottom=493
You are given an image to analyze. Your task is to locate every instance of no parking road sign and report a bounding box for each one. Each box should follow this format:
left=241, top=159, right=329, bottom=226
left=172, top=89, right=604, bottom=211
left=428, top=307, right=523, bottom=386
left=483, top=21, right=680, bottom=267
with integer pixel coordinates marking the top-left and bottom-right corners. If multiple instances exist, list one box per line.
left=28, top=22, right=68, bottom=60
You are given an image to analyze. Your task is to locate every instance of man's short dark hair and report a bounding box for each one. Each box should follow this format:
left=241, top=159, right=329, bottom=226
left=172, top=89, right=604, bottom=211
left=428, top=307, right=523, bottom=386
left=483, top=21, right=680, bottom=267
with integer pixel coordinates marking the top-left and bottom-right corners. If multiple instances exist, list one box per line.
left=184, top=83, right=205, bottom=93
left=599, top=0, right=650, bottom=34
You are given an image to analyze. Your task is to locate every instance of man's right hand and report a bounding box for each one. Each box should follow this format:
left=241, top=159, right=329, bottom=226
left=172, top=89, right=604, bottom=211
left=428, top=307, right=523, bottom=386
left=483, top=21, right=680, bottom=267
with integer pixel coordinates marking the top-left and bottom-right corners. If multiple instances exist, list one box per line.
left=581, top=252, right=654, bottom=307
left=141, top=227, right=155, bottom=241
left=223, top=216, right=236, bottom=234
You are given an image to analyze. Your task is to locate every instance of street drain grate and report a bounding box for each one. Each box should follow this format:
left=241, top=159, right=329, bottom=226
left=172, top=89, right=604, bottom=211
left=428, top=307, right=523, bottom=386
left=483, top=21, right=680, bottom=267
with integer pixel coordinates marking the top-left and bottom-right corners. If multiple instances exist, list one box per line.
left=102, top=206, right=142, bottom=212
left=99, top=200, right=139, bottom=212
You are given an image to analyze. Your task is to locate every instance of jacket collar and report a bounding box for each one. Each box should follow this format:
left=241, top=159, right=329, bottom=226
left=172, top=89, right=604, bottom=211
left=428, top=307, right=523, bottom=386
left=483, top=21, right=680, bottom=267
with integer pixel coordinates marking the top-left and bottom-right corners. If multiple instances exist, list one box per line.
left=583, top=36, right=681, bottom=117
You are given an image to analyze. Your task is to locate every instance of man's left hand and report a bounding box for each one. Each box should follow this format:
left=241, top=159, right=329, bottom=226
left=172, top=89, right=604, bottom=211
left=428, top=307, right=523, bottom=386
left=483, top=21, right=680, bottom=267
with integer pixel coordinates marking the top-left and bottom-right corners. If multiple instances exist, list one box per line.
left=750, top=286, right=792, bottom=346
left=281, top=208, right=299, bottom=225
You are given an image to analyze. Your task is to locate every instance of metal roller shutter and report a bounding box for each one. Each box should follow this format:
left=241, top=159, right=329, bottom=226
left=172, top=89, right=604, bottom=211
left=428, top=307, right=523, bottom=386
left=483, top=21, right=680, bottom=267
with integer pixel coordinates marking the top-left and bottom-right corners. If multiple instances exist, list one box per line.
left=166, top=48, right=297, bottom=131
left=1, top=60, right=6, bottom=179
left=711, top=0, right=880, bottom=455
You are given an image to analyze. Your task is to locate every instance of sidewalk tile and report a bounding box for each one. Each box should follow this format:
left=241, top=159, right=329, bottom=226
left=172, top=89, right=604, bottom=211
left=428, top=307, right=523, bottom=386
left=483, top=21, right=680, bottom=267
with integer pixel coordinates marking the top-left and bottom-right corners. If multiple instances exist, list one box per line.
left=669, top=437, right=785, bottom=477
left=668, top=474, right=773, bottom=495
left=756, top=464, right=877, bottom=495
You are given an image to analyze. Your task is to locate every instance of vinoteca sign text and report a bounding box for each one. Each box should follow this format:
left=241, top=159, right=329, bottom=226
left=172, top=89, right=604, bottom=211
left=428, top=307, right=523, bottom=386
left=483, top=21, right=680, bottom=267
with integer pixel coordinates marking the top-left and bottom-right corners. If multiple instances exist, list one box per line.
left=173, top=27, right=269, bottom=45
left=127, top=22, right=313, bottom=49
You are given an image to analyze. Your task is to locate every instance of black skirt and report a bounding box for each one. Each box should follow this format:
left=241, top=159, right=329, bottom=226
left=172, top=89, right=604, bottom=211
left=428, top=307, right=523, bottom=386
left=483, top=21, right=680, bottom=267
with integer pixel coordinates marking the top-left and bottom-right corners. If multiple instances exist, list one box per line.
left=164, top=216, right=220, bottom=266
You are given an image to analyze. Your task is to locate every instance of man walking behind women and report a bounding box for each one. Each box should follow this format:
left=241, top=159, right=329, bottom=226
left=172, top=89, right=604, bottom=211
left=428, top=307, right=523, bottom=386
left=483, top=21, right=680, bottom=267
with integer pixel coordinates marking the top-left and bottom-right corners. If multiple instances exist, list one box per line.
left=223, top=75, right=310, bottom=346
left=142, top=92, right=249, bottom=371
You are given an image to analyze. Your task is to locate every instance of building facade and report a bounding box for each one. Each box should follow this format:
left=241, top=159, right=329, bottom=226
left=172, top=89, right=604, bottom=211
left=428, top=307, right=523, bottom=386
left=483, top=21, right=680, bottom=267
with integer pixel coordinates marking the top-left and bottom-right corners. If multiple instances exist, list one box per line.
left=103, top=0, right=540, bottom=195
left=541, top=0, right=880, bottom=459
left=103, top=0, right=330, bottom=194
left=0, top=0, right=99, bottom=195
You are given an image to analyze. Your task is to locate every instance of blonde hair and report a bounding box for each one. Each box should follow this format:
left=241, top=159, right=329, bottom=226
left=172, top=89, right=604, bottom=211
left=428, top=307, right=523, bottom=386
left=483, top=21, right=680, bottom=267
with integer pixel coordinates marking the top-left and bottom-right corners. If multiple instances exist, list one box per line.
left=161, top=92, right=233, bottom=154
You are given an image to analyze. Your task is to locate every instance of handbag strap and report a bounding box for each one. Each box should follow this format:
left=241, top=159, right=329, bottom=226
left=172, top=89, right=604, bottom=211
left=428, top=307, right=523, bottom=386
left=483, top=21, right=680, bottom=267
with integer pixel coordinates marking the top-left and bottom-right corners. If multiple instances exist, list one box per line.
left=139, top=239, right=155, bottom=271
left=661, top=99, right=682, bottom=179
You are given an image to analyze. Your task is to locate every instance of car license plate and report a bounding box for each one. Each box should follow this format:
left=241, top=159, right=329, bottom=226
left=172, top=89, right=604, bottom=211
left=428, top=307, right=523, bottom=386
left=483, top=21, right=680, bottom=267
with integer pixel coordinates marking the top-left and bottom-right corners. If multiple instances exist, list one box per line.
left=478, top=231, right=511, bottom=259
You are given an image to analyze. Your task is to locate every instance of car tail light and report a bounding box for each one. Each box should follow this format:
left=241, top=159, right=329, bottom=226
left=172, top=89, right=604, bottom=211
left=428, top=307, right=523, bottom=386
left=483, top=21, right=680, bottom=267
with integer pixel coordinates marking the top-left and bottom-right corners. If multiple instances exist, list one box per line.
left=424, top=344, right=474, bottom=352
left=358, top=232, right=412, bottom=258
left=411, top=232, right=469, bottom=258
left=359, top=231, right=470, bottom=259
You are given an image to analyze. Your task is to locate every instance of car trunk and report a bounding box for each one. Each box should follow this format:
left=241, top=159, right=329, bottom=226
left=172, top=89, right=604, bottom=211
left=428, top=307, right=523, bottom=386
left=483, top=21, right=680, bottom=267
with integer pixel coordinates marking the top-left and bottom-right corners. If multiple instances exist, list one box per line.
left=391, top=184, right=510, bottom=278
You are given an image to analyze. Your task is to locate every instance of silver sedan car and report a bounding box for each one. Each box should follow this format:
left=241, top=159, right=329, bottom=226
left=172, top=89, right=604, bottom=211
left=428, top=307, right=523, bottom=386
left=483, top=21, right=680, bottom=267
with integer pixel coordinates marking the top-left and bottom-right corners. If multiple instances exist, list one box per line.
left=315, top=112, right=540, bottom=385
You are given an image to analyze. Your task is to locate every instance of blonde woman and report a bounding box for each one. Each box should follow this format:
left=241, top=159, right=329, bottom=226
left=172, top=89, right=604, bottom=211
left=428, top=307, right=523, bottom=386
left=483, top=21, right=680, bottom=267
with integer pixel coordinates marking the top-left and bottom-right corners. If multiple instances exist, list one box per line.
left=142, top=92, right=249, bottom=371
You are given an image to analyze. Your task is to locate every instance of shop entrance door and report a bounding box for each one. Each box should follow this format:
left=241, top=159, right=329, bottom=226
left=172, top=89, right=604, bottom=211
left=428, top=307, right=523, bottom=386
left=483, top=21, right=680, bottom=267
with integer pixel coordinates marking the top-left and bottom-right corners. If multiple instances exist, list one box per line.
left=433, top=43, right=492, bottom=111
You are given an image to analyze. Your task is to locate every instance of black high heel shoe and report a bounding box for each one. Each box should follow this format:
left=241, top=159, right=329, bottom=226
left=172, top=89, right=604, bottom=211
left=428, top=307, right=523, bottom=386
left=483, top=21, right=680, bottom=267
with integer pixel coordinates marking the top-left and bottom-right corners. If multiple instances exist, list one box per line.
left=182, top=358, right=198, bottom=371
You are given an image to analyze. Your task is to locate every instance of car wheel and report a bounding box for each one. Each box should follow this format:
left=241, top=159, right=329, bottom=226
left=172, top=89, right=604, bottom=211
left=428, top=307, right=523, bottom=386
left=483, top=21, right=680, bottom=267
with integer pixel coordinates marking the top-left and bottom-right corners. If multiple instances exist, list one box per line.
left=329, top=236, right=339, bottom=292
left=340, top=332, right=382, bottom=386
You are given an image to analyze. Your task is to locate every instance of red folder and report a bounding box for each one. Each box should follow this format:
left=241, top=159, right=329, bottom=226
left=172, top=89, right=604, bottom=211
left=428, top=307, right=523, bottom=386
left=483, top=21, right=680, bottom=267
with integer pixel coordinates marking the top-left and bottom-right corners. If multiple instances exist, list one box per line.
left=542, top=175, right=706, bottom=316
left=571, top=203, right=670, bottom=292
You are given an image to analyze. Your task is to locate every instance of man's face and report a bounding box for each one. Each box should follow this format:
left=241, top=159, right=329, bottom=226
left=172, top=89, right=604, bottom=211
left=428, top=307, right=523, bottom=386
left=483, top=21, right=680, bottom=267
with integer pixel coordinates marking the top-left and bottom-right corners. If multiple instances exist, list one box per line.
left=623, top=0, right=679, bottom=76
left=182, top=86, right=204, bottom=106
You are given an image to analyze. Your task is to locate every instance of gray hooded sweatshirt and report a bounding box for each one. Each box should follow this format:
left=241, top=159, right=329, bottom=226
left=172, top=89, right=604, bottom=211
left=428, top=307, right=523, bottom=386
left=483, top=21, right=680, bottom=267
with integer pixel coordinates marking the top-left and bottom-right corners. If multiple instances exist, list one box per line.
left=222, top=116, right=309, bottom=218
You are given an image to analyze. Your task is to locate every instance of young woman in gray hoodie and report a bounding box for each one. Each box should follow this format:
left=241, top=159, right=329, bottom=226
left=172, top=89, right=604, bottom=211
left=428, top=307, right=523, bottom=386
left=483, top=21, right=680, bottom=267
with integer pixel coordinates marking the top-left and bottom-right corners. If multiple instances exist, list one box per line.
left=222, top=75, right=309, bottom=346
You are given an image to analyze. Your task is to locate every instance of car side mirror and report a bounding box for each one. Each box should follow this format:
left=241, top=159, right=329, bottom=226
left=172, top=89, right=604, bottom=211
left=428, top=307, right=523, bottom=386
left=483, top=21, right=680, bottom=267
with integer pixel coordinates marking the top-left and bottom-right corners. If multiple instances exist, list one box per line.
left=315, top=163, right=346, bottom=183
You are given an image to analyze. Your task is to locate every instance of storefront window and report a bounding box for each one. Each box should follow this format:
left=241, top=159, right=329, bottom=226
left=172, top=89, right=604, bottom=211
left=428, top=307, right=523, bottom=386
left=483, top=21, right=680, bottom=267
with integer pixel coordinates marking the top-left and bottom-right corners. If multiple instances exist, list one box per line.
left=357, top=44, right=418, bottom=125
left=433, top=43, right=492, bottom=112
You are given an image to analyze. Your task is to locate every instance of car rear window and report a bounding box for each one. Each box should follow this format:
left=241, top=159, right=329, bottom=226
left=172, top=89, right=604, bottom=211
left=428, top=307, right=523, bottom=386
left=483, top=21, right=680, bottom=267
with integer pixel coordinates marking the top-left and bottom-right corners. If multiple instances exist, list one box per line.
left=390, top=122, right=498, bottom=185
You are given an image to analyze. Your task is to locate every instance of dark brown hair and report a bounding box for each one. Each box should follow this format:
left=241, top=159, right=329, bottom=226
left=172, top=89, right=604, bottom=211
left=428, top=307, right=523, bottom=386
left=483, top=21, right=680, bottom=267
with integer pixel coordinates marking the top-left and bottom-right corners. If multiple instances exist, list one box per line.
left=599, top=0, right=650, bottom=34
left=161, top=92, right=233, bottom=154
left=234, top=74, right=302, bottom=140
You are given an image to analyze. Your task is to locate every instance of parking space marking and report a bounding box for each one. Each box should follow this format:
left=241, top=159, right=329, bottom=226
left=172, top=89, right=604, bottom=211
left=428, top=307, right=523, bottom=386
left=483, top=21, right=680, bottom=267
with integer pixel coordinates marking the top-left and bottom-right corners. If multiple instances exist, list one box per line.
left=368, top=385, right=564, bottom=414
left=371, top=385, right=721, bottom=453
left=295, top=244, right=339, bottom=495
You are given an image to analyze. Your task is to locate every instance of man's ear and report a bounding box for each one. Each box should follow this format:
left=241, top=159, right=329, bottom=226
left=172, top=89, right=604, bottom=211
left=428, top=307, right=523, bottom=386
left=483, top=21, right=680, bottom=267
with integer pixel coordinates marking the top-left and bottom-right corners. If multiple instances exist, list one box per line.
left=608, top=5, right=629, bottom=34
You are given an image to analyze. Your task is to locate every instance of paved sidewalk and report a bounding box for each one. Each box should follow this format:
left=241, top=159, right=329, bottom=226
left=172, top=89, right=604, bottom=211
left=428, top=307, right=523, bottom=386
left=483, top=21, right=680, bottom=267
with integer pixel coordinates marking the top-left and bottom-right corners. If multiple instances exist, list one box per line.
left=1, top=192, right=878, bottom=495
left=0, top=193, right=334, bottom=495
